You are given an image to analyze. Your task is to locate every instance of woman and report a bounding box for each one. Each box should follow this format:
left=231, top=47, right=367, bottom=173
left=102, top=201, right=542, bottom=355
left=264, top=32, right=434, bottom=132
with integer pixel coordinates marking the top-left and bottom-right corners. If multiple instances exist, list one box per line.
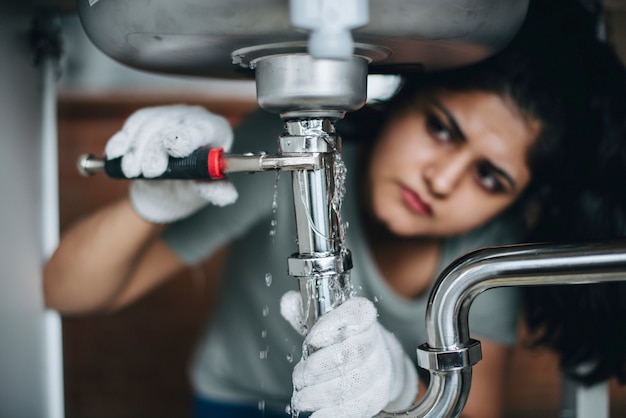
left=44, top=0, right=626, bottom=417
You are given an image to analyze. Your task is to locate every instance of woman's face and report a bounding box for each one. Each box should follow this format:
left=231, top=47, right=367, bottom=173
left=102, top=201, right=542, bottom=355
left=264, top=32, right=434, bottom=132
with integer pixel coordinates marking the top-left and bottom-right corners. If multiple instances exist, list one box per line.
left=367, top=89, right=541, bottom=238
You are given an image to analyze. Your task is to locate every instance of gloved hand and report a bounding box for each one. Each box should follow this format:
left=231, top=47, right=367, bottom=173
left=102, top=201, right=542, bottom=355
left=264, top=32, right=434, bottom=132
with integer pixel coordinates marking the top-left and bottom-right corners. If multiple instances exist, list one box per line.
left=105, top=104, right=238, bottom=223
left=280, top=291, right=418, bottom=418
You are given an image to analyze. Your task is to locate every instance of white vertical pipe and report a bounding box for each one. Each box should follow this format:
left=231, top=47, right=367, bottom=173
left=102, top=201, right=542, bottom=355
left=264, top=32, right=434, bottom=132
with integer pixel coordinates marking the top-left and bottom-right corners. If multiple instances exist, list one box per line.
left=577, top=381, right=609, bottom=418
left=561, top=369, right=610, bottom=418
left=0, top=10, right=65, bottom=416
left=40, top=20, right=65, bottom=418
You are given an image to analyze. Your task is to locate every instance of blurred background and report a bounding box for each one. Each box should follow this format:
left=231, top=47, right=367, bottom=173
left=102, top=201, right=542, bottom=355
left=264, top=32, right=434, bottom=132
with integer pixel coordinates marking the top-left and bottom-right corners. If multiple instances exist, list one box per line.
left=5, top=1, right=626, bottom=417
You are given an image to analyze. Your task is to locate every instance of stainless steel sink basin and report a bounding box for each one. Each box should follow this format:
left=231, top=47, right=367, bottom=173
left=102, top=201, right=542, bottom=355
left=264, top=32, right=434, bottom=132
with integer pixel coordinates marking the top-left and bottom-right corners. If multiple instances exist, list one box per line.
left=77, top=0, right=529, bottom=79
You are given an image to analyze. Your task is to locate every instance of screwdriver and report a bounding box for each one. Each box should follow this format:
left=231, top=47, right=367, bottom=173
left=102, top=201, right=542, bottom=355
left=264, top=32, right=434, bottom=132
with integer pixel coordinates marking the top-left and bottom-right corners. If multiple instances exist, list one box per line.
left=77, top=148, right=324, bottom=179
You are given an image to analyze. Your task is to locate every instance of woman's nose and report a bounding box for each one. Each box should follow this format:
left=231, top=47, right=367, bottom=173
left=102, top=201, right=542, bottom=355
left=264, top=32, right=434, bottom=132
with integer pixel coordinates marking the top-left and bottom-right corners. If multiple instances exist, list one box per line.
left=423, top=152, right=471, bottom=197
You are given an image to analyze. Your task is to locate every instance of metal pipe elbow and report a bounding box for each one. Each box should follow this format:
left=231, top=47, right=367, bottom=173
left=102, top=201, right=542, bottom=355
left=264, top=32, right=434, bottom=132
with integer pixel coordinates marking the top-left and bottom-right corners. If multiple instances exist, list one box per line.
left=377, top=240, right=626, bottom=418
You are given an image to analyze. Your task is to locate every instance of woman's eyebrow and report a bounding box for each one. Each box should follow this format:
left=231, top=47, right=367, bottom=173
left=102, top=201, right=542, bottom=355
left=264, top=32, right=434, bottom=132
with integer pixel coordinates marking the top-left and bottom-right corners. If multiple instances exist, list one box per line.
left=431, top=99, right=467, bottom=143
left=431, top=98, right=517, bottom=192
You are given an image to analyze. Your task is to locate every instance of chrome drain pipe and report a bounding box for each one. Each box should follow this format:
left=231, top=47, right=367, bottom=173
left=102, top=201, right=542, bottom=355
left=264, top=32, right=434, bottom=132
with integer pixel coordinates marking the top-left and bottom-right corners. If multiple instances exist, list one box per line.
left=281, top=118, right=353, bottom=331
left=377, top=240, right=626, bottom=418
left=247, top=53, right=368, bottom=331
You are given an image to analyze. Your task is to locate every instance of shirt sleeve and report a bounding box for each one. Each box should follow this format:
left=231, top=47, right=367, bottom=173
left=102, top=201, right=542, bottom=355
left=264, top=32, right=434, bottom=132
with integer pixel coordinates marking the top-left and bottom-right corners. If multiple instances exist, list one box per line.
left=161, top=109, right=285, bottom=265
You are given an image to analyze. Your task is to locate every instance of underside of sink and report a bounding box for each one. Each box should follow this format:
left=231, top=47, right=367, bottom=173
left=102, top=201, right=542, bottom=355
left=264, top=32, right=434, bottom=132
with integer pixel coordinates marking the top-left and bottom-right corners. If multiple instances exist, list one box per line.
left=77, top=0, right=529, bottom=79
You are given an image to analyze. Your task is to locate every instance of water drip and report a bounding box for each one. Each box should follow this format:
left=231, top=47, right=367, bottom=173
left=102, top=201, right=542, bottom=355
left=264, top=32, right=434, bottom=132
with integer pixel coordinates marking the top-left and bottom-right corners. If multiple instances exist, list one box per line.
left=269, top=171, right=281, bottom=238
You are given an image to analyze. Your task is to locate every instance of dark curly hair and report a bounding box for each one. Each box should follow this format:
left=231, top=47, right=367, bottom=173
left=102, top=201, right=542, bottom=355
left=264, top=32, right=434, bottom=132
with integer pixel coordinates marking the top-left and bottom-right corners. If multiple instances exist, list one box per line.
left=520, top=0, right=626, bottom=386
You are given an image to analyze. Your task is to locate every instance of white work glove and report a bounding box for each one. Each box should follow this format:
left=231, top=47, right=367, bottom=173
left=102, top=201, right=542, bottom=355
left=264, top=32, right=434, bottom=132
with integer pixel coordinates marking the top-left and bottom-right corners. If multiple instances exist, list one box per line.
left=280, top=291, right=418, bottom=418
left=105, top=104, right=238, bottom=223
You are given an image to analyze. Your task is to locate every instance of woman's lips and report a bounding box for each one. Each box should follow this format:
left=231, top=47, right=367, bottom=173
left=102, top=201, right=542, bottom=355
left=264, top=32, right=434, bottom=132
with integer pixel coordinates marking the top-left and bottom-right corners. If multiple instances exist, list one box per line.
left=401, top=186, right=433, bottom=217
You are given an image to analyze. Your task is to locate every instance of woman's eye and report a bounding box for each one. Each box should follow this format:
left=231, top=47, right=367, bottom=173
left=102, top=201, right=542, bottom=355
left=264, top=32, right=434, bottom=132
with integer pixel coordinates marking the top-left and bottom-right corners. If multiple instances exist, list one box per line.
left=426, top=114, right=452, bottom=143
left=476, top=162, right=505, bottom=193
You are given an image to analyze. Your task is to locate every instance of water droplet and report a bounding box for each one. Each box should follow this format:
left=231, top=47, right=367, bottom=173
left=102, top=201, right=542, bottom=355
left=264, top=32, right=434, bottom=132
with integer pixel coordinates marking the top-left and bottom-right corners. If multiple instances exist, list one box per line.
left=258, top=400, right=265, bottom=411
left=269, top=172, right=280, bottom=237
left=261, top=329, right=267, bottom=339
left=265, top=273, right=273, bottom=287
left=301, top=342, right=310, bottom=361
left=271, top=172, right=280, bottom=211
left=373, top=296, right=379, bottom=303
left=286, top=353, right=293, bottom=363
left=262, top=306, right=270, bottom=317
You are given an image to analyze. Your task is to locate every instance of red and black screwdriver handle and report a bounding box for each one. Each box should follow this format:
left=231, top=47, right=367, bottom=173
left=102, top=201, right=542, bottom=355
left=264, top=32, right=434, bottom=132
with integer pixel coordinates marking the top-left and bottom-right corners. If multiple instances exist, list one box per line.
left=78, top=147, right=227, bottom=180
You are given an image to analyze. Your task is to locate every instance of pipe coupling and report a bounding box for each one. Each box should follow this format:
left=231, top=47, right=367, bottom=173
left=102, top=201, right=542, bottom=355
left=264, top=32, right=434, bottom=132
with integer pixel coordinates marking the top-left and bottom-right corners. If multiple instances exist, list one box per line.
left=416, top=339, right=482, bottom=372
left=288, top=250, right=353, bottom=277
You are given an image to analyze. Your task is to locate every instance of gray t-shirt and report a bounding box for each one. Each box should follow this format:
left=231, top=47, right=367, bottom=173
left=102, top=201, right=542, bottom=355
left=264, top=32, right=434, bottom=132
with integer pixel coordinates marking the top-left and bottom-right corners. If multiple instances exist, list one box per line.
left=162, top=110, right=525, bottom=411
